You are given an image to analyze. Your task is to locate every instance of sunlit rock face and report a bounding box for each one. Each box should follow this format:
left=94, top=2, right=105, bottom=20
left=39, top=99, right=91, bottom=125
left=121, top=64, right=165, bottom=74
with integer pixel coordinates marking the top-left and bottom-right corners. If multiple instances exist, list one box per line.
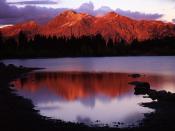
left=0, top=21, right=39, bottom=38
left=1, top=10, right=175, bottom=44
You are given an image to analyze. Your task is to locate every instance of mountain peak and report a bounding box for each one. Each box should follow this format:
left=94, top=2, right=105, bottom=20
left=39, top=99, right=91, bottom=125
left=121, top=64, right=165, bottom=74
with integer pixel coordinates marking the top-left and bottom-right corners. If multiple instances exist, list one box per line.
left=22, top=21, right=38, bottom=27
left=105, top=12, right=120, bottom=17
left=60, top=10, right=77, bottom=16
left=26, top=20, right=37, bottom=25
left=17, top=21, right=38, bottom=31
left=59, top=10, right=90, bottom=18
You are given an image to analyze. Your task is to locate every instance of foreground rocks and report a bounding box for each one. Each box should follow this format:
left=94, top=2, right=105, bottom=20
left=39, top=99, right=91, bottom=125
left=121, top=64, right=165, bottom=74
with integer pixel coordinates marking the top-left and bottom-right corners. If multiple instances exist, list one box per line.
left=130, top=81, right=175, bottom=102
left=130, top=80, right=175, bottom=130
left=1, top=63, right=175, bottom=131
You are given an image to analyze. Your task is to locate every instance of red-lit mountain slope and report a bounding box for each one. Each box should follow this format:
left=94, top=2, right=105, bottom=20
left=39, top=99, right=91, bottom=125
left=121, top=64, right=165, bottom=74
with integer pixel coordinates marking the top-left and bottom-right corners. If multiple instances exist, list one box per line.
left=1, top=10, right=175, bottom=44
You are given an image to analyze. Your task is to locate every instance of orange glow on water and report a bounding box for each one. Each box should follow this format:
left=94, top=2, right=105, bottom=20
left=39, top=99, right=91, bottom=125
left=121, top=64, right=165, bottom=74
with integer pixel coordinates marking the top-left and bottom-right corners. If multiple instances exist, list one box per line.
left=12, top=72, right=175, bottom=101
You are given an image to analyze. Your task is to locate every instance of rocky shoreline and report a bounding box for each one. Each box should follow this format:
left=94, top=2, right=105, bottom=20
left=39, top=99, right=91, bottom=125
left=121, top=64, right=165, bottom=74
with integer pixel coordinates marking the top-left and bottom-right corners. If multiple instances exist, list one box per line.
left=130, top=81, right=175, bottom=130
left=0, top=63, right=95, bottom=131
left=0, top=62, right=175, bottom=131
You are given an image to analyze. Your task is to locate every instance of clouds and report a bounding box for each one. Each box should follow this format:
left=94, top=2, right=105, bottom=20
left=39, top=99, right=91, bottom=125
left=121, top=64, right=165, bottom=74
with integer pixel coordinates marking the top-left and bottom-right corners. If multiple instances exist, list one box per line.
left=173, top=19, right=175, bottom=23
left=0, top=0, right=163, bottom=25
left=115, top=9, right=163, bottom=20
left=76, top=2, right=95, bottom=15
left=0, top=0, right=66, bottom=24
left=8, top=0, right=58, bottom=5
left=75, top=2, right=163, bottom=20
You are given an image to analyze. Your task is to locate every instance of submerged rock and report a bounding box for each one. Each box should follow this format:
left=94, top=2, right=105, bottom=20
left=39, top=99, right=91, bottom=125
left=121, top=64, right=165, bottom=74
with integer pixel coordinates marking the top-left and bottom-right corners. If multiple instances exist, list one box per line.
left=128, top=74, right=143, bottom=78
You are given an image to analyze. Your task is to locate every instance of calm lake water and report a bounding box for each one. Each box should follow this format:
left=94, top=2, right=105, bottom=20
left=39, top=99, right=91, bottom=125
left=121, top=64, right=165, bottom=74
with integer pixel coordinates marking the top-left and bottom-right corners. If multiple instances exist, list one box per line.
left=2, top=56, right=175, bottom=127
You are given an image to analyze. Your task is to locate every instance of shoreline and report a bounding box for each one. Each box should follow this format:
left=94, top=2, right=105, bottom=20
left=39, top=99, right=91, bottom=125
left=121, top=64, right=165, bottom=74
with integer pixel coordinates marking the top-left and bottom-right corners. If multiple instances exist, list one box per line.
left=0, top=63, right=94, bottom=131
left=1, top=63, right=175, bottom=131
left=1, top=55, right=175, bottom=60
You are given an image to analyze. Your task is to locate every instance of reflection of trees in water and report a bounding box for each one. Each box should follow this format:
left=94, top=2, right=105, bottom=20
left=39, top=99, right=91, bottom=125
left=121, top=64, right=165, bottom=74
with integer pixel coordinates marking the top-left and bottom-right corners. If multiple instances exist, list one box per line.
left=12, top=72, right=175, bottom=100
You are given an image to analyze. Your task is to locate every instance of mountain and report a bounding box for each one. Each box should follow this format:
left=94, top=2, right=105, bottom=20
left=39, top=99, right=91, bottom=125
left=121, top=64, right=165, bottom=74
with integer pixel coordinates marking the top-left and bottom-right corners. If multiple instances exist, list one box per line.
left=0, top=21, right=39, bottom=38
left=1, top=10, right=175, bottom=44
left=41, top=10, right=95, bottom=37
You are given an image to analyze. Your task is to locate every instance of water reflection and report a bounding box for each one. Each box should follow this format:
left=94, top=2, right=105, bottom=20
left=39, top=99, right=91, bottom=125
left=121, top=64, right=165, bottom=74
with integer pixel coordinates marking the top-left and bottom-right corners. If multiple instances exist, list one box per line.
left=12, top=72, right=175, bottom=127
left=14, top=72, right=135, bottom=100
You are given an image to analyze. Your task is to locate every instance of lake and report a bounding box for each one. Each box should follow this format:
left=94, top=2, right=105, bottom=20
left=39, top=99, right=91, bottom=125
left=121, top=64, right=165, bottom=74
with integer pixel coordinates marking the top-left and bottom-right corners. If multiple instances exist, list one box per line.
left=2, top=56, right=175, bottom=127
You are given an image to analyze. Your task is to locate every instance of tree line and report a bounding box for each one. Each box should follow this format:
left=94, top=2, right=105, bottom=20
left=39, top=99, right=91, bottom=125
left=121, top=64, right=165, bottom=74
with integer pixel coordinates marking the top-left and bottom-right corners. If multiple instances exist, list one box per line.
left=0, top=31, right=175, bottom=58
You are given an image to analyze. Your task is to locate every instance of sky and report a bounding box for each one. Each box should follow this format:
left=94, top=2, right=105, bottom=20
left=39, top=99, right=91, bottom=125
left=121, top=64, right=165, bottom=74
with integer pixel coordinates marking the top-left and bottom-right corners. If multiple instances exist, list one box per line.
left=0, top=0, right=175, bottom=26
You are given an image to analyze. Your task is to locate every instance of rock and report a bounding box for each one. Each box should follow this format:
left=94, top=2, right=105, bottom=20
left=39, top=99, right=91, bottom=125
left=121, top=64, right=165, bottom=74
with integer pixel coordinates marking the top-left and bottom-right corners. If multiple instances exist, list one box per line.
left=128, top=74, right=142, bottom=78
left=157, top=91, right=175, bottom=101
left=0, top=62, right=6, bottom=69
left=129, top=81, right=150, bottom=95
left=134, top=86, right=149, bottom=95
left=147, top=90, right=158, bottom=100
left=95, top=120, right=100, bottom=123
left=129, top=81, right=150, bottom=89
left=114, top=124, right=118, bottom=127
left=131, top=81, right=175, bottom=102
left=7, top=64, right=16, bottom=70
left=10, top=84, right=15, bottom=87
left=146, top=89, right=175, bottom=102
left=19, top=65, right=24, bottom=69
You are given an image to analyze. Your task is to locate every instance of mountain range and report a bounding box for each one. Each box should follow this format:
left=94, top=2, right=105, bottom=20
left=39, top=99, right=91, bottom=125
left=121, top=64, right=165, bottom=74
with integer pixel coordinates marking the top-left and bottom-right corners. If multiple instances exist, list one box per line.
left=1, top=10, right=175, bottom=44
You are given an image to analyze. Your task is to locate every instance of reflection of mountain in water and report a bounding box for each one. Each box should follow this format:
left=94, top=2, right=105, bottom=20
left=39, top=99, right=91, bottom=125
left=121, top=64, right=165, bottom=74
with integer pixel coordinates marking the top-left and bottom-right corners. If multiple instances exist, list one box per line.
left=12, top=72, right=175, bottom=101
